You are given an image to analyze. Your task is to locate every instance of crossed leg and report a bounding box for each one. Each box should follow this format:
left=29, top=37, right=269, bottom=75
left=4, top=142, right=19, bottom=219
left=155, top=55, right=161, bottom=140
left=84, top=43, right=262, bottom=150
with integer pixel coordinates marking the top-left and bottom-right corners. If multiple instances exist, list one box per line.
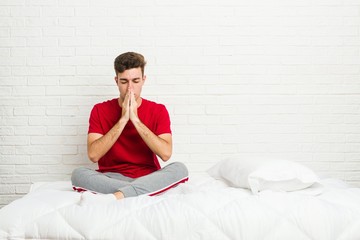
left=71, top=162, right=188, bottom=204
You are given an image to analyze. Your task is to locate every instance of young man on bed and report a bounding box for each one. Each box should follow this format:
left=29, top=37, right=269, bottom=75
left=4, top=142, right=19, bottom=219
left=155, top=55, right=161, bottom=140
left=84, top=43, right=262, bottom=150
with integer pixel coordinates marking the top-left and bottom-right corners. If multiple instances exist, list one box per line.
left=71, top=52, right=188, bottom=205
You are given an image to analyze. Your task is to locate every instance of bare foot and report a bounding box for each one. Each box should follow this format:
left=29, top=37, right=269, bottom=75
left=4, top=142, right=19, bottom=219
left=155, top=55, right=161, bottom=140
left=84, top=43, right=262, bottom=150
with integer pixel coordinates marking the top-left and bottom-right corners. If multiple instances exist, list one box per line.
left=113, top=191, right=125, bottom=200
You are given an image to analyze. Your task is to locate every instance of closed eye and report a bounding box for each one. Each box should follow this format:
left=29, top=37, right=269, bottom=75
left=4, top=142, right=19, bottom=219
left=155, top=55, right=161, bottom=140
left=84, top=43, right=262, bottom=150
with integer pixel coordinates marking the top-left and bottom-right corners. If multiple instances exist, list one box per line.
left=119, top=78, right=141, bottom=84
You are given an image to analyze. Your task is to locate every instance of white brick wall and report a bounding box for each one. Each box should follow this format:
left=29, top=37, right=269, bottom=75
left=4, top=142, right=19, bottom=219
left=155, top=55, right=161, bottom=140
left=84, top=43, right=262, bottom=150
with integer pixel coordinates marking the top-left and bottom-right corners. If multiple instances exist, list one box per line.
left=1, top=0, right=360, bottom=207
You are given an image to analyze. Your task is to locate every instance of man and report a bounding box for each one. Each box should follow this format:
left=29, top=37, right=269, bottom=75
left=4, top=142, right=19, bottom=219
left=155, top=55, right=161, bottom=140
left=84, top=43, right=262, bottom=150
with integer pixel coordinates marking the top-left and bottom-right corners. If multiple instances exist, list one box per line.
left=71, top=52, right=188, bottom=205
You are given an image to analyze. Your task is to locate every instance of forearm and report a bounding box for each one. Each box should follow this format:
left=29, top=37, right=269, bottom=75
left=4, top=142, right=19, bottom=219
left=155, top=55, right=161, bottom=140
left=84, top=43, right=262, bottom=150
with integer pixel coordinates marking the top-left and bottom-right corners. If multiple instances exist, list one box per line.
left=132, top=118, right=172, bottom=161
left=88, top=119, right=127, bottom=162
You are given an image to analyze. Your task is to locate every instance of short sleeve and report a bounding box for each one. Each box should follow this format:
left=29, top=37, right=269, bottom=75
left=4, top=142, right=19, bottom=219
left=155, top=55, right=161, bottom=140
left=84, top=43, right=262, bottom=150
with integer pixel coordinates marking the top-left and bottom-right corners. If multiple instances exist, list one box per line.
left=88, top=105, right=104, bottom=135
left=155, top=105, right=172, bottom=136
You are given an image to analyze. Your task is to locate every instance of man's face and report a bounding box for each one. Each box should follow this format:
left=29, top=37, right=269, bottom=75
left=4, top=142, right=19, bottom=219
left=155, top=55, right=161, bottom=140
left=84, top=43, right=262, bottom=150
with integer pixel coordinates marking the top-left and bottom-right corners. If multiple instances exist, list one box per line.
left=115, top=67, right=146, bottom=103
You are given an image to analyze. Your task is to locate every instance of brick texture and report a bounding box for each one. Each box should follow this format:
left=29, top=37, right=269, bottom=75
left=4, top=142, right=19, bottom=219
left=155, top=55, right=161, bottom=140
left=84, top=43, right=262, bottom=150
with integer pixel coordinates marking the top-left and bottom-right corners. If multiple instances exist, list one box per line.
left=1, top=0, right=360, bottom=207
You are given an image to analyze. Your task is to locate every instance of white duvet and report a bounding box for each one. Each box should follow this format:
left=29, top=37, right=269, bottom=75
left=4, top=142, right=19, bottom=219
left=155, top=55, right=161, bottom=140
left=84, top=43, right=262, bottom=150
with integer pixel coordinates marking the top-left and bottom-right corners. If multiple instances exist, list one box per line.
left=1, top=176, right=360, bottom=240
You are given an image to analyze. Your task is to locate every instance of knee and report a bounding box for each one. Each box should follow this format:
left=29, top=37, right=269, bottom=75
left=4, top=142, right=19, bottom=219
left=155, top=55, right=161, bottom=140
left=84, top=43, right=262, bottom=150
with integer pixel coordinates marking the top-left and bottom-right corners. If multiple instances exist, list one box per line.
left=71, top=167, right=88, bottom=186
left=170, top=162, right=189, bottom=178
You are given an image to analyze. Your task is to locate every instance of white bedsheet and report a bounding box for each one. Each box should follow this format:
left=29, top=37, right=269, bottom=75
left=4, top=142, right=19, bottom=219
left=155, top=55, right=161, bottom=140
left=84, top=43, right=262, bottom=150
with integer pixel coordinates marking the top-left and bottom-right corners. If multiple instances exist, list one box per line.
left=0, top=176, right=360, bottom=240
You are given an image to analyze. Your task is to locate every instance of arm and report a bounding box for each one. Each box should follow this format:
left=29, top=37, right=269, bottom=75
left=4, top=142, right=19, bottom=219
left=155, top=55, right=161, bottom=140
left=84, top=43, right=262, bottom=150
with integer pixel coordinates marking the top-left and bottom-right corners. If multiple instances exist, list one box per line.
left=87, top=119, right=127, bottom=163
left=129, top=91, right=172, bottom=162
left=132, top=119, right=173, bottom=161
left=87, top=94, right=131, bottom=163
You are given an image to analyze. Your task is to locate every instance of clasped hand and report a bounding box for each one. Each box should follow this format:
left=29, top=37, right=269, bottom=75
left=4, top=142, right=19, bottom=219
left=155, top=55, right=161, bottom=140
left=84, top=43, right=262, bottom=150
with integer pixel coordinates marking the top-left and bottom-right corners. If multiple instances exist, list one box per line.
left=121, top=88, right=139, bottom=123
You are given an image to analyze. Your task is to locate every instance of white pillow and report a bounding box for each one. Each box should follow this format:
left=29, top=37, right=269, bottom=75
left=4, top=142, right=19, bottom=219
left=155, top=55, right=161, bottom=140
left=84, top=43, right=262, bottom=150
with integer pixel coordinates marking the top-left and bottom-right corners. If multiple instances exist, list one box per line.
left=207, top=158, right=319, bottom=194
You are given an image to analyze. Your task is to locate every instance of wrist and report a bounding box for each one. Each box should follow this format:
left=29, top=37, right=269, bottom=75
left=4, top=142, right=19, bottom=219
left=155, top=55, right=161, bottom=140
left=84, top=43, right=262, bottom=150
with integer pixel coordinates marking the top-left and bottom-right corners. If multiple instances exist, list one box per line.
left=118, top=117, right=128, bottom=126
left=130, top=116, right=141, bottom=125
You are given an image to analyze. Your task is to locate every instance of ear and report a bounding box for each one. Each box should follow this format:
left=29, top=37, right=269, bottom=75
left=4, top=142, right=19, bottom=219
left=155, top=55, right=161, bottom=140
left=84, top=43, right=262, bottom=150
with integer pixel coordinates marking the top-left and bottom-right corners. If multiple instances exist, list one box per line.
left=114, top=76, right=118, bottom=84
left=142, top=75, right=146, bottom=83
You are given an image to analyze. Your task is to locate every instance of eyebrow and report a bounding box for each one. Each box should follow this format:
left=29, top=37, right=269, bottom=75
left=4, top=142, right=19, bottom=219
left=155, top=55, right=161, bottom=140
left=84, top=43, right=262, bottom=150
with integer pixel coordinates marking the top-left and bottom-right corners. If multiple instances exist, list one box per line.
left=119, top=77, right=140, bottom=81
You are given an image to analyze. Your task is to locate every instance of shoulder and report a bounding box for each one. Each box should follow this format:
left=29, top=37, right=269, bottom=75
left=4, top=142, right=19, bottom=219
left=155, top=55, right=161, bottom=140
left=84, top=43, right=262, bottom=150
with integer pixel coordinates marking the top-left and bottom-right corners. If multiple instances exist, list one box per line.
left=141, top=99, right=170, bottom=120
left=142, top=98, right=167, bottom=111
left=90, top=98, right=119, bottom=119
left=93, top=98, right=118, bottom=110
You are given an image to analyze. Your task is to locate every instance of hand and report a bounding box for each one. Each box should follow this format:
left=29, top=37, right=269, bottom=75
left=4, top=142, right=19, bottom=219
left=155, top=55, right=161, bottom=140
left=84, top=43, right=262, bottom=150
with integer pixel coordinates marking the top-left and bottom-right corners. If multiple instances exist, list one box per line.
left=120, top=92, right=130, bottom=123
left=129, top=89, right=139, bottom=122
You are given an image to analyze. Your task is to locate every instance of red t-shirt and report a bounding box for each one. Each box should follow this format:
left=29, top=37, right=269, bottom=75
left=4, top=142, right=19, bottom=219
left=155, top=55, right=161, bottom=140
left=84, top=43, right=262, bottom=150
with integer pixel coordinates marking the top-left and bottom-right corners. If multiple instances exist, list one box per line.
left=88, top=98, right=172, bottom=178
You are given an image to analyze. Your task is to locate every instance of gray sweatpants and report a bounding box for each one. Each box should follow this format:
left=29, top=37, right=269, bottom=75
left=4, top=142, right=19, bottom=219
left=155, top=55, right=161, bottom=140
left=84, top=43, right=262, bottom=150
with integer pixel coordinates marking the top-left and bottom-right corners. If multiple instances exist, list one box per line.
left=71, top=162, right=188, bottom=198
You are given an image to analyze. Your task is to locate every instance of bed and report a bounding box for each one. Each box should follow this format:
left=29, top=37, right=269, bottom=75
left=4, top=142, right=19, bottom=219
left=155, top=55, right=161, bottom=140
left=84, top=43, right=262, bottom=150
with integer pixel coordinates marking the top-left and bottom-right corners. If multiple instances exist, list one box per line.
left=1, top=159, right=360, bottom=240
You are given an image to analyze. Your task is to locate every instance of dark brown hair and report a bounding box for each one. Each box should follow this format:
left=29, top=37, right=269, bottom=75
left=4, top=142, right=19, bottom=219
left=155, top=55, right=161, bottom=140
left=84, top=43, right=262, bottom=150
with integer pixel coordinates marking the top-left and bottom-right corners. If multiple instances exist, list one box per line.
left=114, top=52, right=146, bottom=76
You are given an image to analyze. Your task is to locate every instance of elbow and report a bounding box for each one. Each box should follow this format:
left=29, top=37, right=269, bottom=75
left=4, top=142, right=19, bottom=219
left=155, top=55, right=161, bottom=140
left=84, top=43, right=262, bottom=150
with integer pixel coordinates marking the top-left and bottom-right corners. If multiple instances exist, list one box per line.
left=159, top=151, right=172, bottom=162
left=157, top=136, right=172, bottom=162
left=160, top=155, right=171, bottom=162
left=88, top=151, right=99, bottom=163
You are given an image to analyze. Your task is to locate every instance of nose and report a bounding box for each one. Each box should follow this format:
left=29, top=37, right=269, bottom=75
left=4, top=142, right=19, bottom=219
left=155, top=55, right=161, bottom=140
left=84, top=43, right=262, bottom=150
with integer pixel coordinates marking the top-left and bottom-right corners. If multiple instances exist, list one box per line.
left=128, top=81, right=134, bottom=90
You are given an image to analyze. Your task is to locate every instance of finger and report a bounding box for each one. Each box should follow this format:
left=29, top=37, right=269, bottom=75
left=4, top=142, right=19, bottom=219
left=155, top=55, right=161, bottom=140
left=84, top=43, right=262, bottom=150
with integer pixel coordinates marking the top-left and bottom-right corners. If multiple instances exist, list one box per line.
left=131, top=93, right=137, bottom=107
left=122, top=93, right=130, bottom=108
left=127, top=88, right=132, bottom=106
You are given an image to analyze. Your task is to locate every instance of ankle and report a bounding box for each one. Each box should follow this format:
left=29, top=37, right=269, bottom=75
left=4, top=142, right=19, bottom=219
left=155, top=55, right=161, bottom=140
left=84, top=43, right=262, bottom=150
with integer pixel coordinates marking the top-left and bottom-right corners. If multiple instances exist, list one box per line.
left=114, top=191, right=124, bottom=200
